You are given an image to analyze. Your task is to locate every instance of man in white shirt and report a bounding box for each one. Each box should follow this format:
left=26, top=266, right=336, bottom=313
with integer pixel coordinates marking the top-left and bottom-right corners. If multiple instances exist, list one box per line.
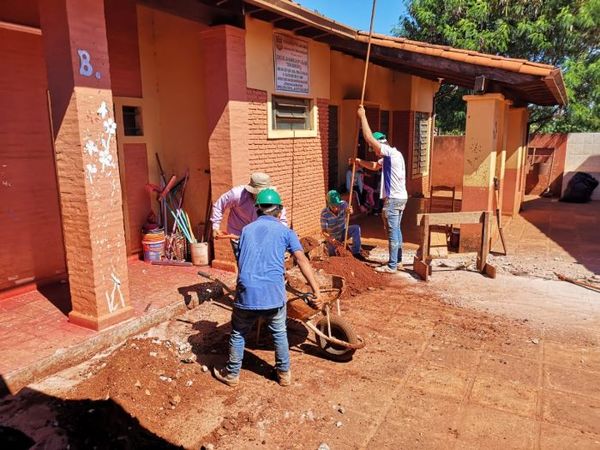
left=352, top=105, right=408, bottom=272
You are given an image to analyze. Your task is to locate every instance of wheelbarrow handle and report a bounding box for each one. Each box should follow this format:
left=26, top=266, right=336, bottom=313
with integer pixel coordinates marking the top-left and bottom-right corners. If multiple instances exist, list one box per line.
left=296, top=292, right=320, bottom=309
left=214, top=234, right=239, bottom=240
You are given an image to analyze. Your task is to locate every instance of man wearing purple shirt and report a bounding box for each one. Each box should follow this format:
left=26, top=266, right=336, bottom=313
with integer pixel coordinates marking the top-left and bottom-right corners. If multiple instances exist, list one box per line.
left=211, top=173, right=288, bottom=257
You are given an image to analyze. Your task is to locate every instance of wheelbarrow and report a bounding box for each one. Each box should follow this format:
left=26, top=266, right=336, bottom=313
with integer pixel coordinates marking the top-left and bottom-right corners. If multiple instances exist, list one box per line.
left=196, top=270, right=365, bottom=362
left=285, top=267, right=365, bottom=362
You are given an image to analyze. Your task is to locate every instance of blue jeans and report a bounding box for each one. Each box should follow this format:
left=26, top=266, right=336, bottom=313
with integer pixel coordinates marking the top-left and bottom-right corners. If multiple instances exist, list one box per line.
left=226, top=305, right=289, bottom=376
left=344, top=225, right=362, bottom=254
left=383, top=198, right=407, bottom=269
left=328, top=225, right=362, bottom=255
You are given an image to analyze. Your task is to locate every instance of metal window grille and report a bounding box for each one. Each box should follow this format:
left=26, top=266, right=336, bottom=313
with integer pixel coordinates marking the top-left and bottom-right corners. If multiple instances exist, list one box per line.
left=272, top=95, right=311, bottom=130
left=412, top=112, right=430, bottom=177
left=122, top=106, right=144, bottom=136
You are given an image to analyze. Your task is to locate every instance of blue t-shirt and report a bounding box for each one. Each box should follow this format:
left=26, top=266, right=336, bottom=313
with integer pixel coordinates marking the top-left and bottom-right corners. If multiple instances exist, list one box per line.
left=235, top=215, right=303, bottom=310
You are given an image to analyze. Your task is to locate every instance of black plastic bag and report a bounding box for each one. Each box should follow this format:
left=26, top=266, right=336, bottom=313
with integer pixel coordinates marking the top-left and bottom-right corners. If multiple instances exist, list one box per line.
left=560, top=172, right=599, bottom=203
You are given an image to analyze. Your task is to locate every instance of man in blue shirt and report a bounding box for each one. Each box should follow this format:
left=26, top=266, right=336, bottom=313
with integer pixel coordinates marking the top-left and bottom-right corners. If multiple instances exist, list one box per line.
left=214, top=189, right=322, bottom=387
left=320, top=190, right=363, bottom=259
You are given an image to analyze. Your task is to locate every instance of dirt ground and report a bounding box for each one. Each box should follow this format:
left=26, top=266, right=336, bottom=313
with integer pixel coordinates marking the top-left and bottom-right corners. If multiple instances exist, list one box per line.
left=2, top=263, right=599, bottom=449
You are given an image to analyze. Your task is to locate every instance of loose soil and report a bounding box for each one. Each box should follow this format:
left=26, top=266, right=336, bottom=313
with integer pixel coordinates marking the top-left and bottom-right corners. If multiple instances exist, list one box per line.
left=299, top=236, right=320, bottom=254
left=2, top=271, right=599, bottom=449
left=312, top=256, right=388, bottom=298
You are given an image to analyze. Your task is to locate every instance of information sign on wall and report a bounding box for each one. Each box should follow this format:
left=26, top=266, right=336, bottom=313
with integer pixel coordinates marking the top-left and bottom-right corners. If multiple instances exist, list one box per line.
left=273, top=33, right=309, bottom=94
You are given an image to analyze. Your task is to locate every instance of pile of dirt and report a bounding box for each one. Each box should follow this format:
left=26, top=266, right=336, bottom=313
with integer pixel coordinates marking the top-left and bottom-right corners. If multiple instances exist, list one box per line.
left=300, top=236, right=320, bottom=253
left=65, top=338, right=221, bottom=438
left=329, top=239, right=352, bottom=257
left=313, top=256, right=387, bottom=298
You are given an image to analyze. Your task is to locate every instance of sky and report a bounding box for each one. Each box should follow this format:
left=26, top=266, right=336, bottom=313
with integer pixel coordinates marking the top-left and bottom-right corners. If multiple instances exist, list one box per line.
left=294, top=0, right=407, bottom=35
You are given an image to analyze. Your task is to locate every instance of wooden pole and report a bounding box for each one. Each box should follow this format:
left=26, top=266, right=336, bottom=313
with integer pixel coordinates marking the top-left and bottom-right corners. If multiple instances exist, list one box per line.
left=344, top=0, right=377, bottom=247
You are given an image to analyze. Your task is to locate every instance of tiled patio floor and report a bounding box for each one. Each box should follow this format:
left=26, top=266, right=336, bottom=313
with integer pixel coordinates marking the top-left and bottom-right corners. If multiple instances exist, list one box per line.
left=506, top=196, right=600, bottom=274
left=0, top=260, right=233, bottom=386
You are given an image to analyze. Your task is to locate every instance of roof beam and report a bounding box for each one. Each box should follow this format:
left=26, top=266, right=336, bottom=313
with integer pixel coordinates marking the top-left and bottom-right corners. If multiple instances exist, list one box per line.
left=244, top=0, right=356, bottom=39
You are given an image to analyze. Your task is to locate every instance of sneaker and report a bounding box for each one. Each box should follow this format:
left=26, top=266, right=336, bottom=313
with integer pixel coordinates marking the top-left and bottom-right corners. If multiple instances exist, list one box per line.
left=375, top=265, right=397, bottom=273
left=213, top=367, right=239, bottom=387
left=276, top=370, right=291, bottom=387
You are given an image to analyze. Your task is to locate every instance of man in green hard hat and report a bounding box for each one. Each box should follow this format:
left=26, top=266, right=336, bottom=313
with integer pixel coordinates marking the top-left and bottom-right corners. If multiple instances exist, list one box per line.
left=353, top=105, right=408, bottom=273
left=320, top=189, right=364, bottom=259
left=214, top=188, right=322, bottom=388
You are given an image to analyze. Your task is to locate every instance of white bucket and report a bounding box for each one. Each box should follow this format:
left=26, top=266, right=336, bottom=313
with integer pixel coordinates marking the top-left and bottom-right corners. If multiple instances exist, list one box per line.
left=190, top=242, right=209, bottom=266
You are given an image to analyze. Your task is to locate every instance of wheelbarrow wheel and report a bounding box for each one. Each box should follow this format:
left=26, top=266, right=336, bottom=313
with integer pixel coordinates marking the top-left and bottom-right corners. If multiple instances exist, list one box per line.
left=316, top=316, right=358, bottom=362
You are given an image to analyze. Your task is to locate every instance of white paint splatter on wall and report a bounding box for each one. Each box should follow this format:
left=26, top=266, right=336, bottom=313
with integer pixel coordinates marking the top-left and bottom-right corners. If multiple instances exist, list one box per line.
left=85, top=101, right=117, bottom=184
left=85, top=163, right=97, bottom=183
left=105, top=271, right=125, bottom=313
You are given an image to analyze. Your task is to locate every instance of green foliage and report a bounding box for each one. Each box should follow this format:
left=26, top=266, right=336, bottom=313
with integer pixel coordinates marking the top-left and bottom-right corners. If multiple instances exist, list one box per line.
left=394, top=0, right=600, bottom=134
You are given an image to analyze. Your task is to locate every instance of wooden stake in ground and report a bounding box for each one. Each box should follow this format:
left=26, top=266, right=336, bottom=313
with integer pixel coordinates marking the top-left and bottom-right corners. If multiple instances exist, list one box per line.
left=344, top=0, right=377, bottom=247
left=493, top=177, right=508, bottom=255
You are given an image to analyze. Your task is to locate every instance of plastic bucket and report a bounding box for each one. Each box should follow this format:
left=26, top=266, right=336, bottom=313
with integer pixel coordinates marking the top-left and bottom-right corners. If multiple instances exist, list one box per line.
left=190, top=242, right=209, bottom=266
left=142, top=239, right=165, bottom=262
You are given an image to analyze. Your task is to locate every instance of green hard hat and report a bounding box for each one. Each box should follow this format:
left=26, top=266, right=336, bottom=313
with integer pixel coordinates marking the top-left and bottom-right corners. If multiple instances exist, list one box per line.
left=373, top=131, right=386, bottom=141
left=326, top=190, right=343, bottom=206
left=255, top=188, right=282, bottom=206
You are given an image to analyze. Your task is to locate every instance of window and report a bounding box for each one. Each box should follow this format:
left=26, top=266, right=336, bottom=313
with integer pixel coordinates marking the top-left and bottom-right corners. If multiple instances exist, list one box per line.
left=412, top=112, right=430, bottom=177
left=122, top=106, right=143, bottom=136
left=272, top=95, right=311, bottom=130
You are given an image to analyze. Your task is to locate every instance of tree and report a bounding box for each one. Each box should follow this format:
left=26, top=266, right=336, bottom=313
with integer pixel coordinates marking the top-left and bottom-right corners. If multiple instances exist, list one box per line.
left=393, top=0, right=600, bottom=134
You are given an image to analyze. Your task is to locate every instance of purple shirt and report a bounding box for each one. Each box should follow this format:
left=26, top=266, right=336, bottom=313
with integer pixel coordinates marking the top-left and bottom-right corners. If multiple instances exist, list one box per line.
left=210, top=185, right=289, bottom=235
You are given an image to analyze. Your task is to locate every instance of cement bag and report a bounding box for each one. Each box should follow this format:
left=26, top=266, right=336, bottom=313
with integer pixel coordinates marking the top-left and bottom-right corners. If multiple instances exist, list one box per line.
left=561, top=172, right=599, bottom=203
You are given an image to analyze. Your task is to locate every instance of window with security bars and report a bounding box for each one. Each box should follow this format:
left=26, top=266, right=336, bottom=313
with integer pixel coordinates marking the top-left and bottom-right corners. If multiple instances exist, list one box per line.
left=122, top=105, right=144, bottom=136
left=412, top=112, right=430, bottom=177
left=272, top=95, right=311, bottom=130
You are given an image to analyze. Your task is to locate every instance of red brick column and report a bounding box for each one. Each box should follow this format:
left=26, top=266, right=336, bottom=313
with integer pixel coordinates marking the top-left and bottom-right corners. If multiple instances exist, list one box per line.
left=39, top=0, right=133, bottom=330
left=200, top=25, right=249, bottom=272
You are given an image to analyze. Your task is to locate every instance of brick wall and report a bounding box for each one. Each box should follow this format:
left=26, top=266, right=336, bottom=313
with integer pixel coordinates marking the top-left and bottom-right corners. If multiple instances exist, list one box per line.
left=563, top=133, right=600, bottom=201
left=247, top=88, right=328, bottom=236
left=525, top=133, right=566, bottom=197
left=104, top=0, right=142, bottom=98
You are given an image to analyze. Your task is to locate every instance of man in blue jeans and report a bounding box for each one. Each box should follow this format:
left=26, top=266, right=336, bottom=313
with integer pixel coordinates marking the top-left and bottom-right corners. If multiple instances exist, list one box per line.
left=353, top=105, right=408, bottom=273
left=213, top=189, right=322, bottom=387
left=320, top=190, right=365, bottom=260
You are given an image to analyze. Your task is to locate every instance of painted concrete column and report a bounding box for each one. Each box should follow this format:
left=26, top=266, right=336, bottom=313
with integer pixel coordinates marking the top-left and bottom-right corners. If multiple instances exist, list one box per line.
left=200, top=25, right=249, bottom=272
left=460, top=93, right=505, bottom=251
left=494, top=100, right=511, bottom=213
left=39, top=0, right=133, bottom=330
left=503, top=107, right=529, bottom=216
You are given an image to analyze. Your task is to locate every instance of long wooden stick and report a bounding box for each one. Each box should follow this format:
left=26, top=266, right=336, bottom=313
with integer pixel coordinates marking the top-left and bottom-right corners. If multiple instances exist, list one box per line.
left=556, top=273, right=600, bottom=293
left=344, top=0, right=377, bottom=247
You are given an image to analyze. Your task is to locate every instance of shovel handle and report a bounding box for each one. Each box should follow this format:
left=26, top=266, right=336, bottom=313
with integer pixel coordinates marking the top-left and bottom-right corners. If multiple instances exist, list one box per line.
left=215, top=234, right=239, bottom=240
